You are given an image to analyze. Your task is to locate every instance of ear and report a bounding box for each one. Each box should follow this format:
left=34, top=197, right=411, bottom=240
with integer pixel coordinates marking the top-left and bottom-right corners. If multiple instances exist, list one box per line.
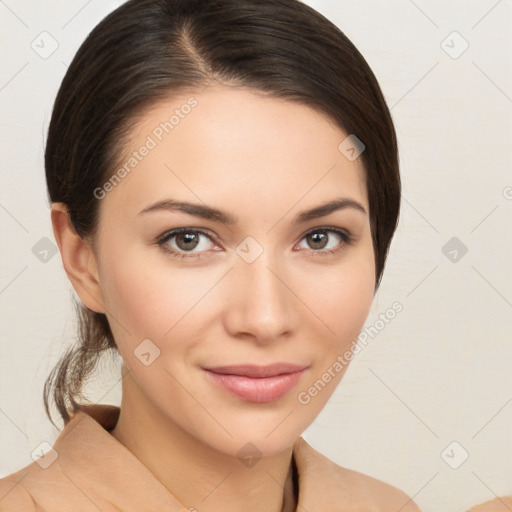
left=50, top=202, right=106, bottom=314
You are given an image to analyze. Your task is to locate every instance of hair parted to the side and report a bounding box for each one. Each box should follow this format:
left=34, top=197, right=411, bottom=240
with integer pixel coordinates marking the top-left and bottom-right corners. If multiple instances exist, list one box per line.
left=43, top=0, right=401, bottom=428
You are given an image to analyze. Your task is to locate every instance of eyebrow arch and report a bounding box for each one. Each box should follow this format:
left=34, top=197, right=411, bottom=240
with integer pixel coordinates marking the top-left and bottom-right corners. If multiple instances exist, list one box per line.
left=138, top=197, right=367, bottom=225
left=293, top=198, right=367, bottom=224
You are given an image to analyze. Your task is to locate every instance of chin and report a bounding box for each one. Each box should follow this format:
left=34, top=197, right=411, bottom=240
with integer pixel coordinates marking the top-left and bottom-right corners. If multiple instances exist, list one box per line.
left=187, top=405, right=317, bottom=459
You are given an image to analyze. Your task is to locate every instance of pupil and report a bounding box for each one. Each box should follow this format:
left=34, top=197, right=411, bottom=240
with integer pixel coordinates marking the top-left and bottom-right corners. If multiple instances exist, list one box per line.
left=309, top=231, right=327, bottom=249
left=178, top=232, right=199, bottom=250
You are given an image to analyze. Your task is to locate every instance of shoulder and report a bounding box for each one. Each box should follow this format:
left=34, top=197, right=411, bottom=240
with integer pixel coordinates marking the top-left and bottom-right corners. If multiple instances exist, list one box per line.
left=0, top=468, right=37, bottom=512
left=294, top=437, right=422, bottom=511
left=466, top=497, right=512, bottom=511
left=0, top=455, right=97, bottom=511
left=334, top=466, right=422, bottom=512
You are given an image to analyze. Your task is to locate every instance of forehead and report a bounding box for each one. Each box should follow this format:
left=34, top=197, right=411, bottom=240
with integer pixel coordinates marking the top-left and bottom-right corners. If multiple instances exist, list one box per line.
left=103, top=85, right=368, bottom=220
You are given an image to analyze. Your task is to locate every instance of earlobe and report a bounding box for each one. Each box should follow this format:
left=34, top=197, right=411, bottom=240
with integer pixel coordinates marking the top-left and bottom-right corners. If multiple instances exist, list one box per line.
left=50, top=202, right=106, bottom=314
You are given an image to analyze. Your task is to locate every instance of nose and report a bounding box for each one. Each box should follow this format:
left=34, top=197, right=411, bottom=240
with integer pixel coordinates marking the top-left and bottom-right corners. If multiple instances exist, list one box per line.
left=222, top=251, right=299, bottom=345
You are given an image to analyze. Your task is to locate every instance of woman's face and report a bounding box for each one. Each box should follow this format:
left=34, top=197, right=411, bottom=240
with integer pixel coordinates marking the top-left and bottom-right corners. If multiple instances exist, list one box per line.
left=90, top=85, right=376, bottom=456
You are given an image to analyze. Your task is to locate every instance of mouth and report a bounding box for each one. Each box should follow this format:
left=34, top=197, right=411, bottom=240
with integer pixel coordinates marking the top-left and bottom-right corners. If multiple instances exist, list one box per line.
left=202, top=363, right=309, bottom=403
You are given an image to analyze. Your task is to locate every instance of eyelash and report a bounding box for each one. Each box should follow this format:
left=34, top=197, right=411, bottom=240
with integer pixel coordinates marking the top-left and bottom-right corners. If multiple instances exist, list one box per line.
left=155, top=227, right=355, bottom=260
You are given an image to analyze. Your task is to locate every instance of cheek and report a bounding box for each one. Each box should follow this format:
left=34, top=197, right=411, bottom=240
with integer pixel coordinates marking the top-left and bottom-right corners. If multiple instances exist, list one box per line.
left=94, top=235, right=168, bottom=338
left=306, top=252, right=375, bottom=348
left=98, top=247, right=220, bottom=353
left=102, top=265, right=168, bottom=333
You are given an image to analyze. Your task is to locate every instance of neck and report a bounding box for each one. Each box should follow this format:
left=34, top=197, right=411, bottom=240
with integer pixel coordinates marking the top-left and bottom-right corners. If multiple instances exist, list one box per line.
left=110, top=370, right=297, bottom=512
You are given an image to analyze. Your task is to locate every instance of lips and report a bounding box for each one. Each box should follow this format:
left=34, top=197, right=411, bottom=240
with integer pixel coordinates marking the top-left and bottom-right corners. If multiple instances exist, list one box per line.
left=205, top=363, right=308, bottom=378
left=203, top=363, right=308, bottom=402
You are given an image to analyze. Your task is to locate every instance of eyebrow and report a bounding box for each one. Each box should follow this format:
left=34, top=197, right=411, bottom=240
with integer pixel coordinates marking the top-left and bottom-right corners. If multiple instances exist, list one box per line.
left=138, top=197, right=367, bottom=225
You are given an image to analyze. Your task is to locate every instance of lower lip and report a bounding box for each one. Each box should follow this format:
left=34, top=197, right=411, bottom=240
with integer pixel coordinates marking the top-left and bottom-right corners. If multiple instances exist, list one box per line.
left=204, top=369, right=305, bottom=403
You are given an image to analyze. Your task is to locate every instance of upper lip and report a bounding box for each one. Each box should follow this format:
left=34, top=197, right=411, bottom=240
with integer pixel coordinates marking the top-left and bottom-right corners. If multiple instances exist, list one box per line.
left=204, top=363, right=308, bottom=378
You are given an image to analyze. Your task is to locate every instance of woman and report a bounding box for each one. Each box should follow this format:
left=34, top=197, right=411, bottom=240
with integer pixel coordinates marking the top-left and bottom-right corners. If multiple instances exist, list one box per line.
left=0, top=0, right=421, bottom=510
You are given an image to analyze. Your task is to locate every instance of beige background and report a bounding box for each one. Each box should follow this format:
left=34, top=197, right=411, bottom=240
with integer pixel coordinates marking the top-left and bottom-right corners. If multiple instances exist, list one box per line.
left=0, top=1, right=511, bottom=511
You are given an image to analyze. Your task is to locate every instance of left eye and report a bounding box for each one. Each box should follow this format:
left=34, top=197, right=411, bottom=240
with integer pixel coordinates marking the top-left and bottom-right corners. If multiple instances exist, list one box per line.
left=296, top=228, right=352, bottom=253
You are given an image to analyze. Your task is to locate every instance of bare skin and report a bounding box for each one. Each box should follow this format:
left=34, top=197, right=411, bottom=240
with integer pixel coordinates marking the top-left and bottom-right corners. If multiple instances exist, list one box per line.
left=51, top=84, right=376, bottom=512
left=467, top=497, right=512, bottom=511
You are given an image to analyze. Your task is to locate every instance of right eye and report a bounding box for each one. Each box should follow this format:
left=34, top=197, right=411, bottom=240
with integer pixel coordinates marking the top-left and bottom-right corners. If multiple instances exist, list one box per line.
left=156, top=228, right=221, bottom=259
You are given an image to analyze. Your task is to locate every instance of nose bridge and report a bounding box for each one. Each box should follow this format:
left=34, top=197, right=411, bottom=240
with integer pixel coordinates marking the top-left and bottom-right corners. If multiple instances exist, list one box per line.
left=225, top=247, right=297, bottom=342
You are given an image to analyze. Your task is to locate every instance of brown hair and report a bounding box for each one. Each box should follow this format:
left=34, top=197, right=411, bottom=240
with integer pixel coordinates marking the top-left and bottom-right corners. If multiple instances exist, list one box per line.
left=43, top=0, right=400, bottom=427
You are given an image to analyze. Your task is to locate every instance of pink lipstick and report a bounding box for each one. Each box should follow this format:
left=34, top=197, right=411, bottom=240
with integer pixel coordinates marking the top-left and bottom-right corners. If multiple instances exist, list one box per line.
left=203, top=363, right=308, bottom=402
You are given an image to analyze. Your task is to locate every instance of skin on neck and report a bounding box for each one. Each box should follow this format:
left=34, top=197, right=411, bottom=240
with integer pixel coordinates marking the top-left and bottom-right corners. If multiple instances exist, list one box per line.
left=111, top=365, right=297, bottom=512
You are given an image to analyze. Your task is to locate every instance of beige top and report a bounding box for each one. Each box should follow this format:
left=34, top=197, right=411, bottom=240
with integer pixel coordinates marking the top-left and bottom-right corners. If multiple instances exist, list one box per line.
left=0, top=404, right=421, bottom=511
